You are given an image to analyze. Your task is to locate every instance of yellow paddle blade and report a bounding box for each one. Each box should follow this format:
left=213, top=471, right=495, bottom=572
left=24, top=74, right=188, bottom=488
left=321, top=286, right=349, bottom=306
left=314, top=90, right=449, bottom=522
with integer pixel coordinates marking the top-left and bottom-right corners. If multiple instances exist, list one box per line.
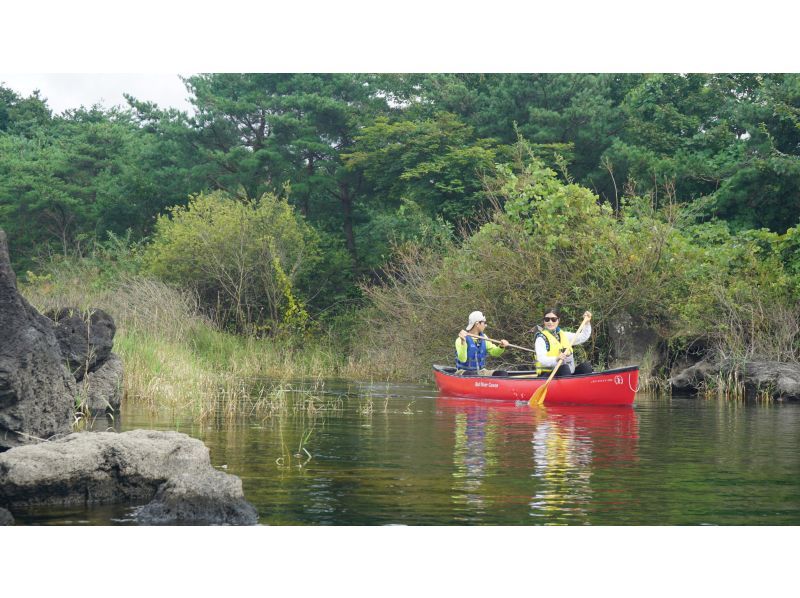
left=528, top=384, right=547, bottom=406
left=536, top=387, right=548, bottom=405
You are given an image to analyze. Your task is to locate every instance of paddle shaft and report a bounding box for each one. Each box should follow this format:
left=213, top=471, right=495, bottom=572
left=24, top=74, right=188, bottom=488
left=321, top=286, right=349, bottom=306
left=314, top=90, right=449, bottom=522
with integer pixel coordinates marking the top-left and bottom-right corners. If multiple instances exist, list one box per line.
left=465, top=333, right=535, bottom=354
left=559, top=314, right=591, bottom=358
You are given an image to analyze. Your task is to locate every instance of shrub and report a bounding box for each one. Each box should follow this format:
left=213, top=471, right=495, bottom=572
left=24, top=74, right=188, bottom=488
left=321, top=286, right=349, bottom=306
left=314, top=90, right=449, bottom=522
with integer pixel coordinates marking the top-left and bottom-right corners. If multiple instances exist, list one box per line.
left=144, top=190, right=320, bottom=335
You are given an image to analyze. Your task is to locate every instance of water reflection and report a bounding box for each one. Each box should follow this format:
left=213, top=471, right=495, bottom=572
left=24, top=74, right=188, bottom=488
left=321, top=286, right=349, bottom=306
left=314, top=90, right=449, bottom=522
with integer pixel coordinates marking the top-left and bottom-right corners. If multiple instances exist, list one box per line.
left=438, top=395, right=639, bottom=523
left=14, top=387, right=800, bottom=525
left=451, top=406, right=493, bottom=510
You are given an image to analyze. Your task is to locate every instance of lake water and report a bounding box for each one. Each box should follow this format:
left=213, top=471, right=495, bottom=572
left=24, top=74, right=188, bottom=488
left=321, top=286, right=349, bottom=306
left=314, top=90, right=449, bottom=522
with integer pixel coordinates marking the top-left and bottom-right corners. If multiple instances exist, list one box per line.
left=12, top=380, right=800, bottom=525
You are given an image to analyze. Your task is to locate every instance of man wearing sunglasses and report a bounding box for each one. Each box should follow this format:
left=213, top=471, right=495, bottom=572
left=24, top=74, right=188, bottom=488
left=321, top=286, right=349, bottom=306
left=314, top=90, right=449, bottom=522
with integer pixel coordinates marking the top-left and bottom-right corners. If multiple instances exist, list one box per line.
left=455, top=310, right=509, bottom=375
left=533, top=308, right=593, bottom=377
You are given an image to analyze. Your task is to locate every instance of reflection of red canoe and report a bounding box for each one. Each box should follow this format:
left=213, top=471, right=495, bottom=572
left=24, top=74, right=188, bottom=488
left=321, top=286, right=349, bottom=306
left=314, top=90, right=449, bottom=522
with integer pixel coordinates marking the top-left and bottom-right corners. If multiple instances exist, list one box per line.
left=436, top=397, right=639, bottom=464
left=433, top=365, right=639, bottom=406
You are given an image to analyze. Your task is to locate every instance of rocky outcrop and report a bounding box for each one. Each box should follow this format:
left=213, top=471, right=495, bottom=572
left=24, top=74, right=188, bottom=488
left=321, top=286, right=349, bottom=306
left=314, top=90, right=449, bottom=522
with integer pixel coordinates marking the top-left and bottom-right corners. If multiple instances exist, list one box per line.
left=46, top=307, right=116, bottom=381
left=45, top=305, right=123, bottom=413
left=607, top=311, right=665, bottom=371
left=0, top=230, right=77, bottom=451
left=669, top=359, right=720, bottom=391
left=670, top=359, right=800, bottom=400
left=135, top=470, right=258, bottom=525
left=0, top=430, right=258, bottom=525
left=0, top=507, right=13, bottom=525
left=744, top=361, right=800, bottom=398
left=77, top=353, right=124, bottom=413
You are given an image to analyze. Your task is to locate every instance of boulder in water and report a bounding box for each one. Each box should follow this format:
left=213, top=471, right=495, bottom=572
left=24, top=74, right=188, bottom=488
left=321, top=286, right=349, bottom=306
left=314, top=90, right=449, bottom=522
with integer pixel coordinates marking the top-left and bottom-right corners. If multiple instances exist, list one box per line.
left=0, top=429, right=258, bottom=525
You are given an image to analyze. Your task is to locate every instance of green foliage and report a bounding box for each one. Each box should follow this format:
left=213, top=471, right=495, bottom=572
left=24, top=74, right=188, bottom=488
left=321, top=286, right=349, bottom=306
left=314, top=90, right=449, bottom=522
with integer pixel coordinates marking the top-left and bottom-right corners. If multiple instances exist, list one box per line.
left=20, top=230, right=146, bottom=295
left=402, top=74, right=641, bottom=196
left=354, top=198, right=454, bottom=271
left=344, top=112, right=500, bottom=222
left=355, top=151, right=800, bottom=381
left=604, top=74, right=800, bottom=231
left=4, top=74, right=800, bottom=355
left=0, top=101, right=196, bottom=270
left=0, top=85, right=52, bottom=136
left=180, top=73, right=393, bottom=263
left=144, top=190, right=320, bottom=334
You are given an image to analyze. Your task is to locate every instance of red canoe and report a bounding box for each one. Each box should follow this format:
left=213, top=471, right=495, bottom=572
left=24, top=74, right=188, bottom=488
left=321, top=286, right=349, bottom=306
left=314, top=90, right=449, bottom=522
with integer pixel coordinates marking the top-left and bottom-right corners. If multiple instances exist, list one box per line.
left=433, top=365, right=639, bottom=406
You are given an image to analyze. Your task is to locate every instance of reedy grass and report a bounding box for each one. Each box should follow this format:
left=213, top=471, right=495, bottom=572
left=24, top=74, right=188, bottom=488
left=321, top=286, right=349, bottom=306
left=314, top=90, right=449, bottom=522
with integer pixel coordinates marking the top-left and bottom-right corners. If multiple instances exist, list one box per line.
left=22, top=273, right=356, bottom=422
left=701, top=370, right=746, bottom=402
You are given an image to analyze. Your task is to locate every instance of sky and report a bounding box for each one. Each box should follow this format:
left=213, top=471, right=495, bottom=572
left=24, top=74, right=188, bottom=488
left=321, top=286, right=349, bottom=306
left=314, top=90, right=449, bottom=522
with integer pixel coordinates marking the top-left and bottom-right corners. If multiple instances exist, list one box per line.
left=2, top=2, right=797, bottom=119
left=0, top=73, right=194, bottom=114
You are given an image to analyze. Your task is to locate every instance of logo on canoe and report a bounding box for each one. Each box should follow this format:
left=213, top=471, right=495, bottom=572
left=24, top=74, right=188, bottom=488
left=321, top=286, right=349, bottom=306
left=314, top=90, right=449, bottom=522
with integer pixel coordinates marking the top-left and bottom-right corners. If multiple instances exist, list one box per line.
left=614, top=375, right=623, bottom=385
left=475, top=381, right=499, bottom=388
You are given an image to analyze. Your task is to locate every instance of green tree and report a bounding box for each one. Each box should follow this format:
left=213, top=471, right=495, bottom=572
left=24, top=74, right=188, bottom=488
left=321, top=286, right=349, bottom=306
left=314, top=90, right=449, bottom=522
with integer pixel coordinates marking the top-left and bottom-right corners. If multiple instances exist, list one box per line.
left=343, top=112, right=500, bottom=222
left=0, top=102, right=199, bottom=264
left=144, top=190, right=320, bottom=334
left=397, top=74, right=642, bottom=199
left=181, top=74, right=392, bottom=262
left=0, top=84, right=52, bottom=137
left=605, top=74, right=800, bottom=231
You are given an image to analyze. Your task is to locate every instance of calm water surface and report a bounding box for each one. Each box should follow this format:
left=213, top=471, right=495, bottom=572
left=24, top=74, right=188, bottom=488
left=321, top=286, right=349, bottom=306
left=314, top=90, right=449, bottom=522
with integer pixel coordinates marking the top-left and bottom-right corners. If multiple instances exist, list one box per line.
left=15, top=380, right=800, bottom=525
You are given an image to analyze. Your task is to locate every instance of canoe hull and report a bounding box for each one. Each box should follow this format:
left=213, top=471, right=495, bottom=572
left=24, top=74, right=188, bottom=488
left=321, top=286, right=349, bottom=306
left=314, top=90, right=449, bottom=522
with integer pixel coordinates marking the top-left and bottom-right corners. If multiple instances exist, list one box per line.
left=433, top=365, right=639, bottom=406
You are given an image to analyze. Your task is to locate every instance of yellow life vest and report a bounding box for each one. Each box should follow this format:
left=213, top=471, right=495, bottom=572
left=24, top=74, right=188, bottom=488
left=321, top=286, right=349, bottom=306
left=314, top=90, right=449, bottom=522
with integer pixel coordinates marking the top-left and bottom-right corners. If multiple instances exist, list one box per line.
left=535, top=328, right=569, bottom=376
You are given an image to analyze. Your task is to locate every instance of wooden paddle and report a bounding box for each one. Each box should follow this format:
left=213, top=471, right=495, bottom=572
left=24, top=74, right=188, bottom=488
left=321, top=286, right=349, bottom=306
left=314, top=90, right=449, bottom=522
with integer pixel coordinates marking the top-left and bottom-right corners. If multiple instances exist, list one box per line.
left=529, top=315, right=591, bottom=406
left=465, top=333, right=535, bottom=353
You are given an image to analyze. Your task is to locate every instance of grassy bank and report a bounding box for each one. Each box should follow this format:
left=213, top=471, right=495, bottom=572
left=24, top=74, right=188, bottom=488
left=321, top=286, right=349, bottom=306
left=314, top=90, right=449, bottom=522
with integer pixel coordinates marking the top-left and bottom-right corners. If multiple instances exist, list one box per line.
left=21, top=268, right=366, bottom=421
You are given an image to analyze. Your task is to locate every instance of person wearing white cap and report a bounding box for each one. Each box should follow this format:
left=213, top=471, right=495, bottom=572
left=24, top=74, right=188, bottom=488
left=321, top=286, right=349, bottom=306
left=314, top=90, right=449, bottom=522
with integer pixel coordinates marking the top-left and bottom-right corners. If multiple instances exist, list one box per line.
left=455, top=311, right=509, bottom=374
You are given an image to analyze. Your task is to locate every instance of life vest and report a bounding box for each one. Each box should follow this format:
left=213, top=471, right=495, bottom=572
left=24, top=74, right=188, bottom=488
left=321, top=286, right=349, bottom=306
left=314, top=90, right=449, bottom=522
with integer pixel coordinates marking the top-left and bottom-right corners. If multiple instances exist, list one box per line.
left=455, top=334, right=488, bottom=371
left=534, top=327, right=569, bottom=376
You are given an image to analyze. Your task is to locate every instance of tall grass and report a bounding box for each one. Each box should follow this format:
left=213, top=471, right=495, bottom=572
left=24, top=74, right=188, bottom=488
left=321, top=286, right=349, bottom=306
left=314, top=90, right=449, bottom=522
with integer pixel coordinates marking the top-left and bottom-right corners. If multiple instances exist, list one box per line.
left=22, top=271, right=353, bottom=421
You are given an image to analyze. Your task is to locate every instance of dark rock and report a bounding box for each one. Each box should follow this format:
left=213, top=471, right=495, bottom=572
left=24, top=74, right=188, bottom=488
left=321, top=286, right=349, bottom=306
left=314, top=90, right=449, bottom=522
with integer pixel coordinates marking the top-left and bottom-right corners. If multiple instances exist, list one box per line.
left=607, top=311, right=665, bottom=371
left=0, top=229, right=77, bottom=451
left=45, top=307, right=116, bottom=381
left=135, top=471, right=259, bottom=526
left=0, top=507, right=13, bottom=525
left=742, top=361, right=800, bottom=399
left=669, top=359, right=720, bottom=392
left=0, top=430, right=258, bottom=525
left=77, top=353, right=124, bottom=413
left=669, top=358, right=800, bottom=400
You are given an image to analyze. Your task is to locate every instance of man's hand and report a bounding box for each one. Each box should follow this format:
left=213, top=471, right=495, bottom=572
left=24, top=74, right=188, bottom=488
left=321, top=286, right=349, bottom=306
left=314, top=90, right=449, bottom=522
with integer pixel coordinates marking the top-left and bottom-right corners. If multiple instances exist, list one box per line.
left=499, top=339, right=509, bottom=348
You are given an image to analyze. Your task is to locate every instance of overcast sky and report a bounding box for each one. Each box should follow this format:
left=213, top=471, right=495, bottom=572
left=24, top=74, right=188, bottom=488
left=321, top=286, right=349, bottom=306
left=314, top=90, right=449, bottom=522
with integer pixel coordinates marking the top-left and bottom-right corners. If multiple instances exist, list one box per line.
left=1, top=2, right=794, bottom=118
left=0, top=73, right=194, bottom=114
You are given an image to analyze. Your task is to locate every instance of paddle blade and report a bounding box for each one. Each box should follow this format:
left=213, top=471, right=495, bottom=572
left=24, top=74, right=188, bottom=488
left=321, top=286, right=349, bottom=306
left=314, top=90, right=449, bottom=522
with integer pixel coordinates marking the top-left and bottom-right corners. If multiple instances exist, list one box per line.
left=528, top=385, right=547, bottom=406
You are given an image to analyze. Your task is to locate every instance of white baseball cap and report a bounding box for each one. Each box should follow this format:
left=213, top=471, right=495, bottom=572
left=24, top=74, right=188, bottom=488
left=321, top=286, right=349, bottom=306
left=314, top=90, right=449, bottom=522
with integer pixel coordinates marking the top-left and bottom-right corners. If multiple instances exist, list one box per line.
left=467, top=311, right=486, bottom=330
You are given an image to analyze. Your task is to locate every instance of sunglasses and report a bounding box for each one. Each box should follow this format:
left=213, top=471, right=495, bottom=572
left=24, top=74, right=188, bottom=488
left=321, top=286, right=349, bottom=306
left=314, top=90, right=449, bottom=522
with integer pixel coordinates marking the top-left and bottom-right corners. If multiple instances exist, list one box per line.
left=543, top=316, right=559, bottom=322
left=478, top=320, right=486, bottom=324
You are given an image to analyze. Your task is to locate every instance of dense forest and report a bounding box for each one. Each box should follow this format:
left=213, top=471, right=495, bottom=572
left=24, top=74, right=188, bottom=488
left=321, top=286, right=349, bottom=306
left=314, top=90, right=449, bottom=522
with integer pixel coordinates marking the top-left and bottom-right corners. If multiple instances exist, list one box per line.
left=2, top=74, right=799, bottom=384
